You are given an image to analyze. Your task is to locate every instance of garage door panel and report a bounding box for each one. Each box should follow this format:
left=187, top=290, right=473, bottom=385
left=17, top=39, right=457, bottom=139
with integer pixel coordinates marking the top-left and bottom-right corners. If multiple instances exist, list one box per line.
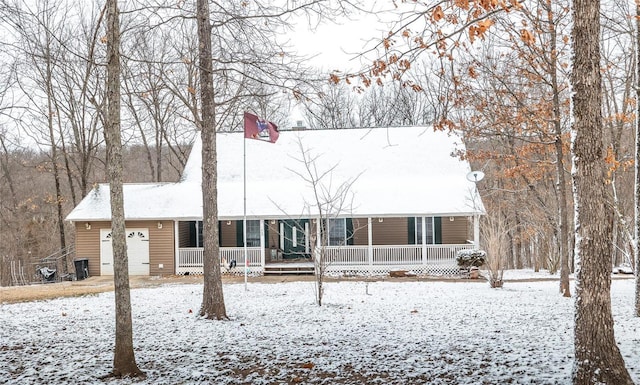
left=100, top=228, right=150, bottom=275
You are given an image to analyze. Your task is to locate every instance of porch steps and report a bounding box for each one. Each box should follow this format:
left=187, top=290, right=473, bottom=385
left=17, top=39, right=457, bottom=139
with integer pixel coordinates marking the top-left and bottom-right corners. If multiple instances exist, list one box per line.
left=263, top=265, right=315, bottom=275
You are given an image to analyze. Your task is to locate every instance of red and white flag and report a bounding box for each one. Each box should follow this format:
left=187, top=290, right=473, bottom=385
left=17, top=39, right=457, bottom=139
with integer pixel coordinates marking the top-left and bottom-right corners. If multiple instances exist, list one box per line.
left=243, top=112, right=279, bottom=143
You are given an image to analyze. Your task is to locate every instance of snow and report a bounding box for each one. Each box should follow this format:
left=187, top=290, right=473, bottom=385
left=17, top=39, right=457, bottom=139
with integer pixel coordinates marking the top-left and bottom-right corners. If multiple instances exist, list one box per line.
left=2, top=276, right=639, bottom=384
left=64, top=181, right=204, bottom=221
left=66, top=126, right=485, bottom=222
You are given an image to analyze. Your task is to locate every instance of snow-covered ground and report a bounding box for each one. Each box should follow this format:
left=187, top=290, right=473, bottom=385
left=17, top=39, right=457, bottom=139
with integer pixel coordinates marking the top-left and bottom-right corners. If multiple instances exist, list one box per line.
left=1, top=274, right=639, bottom=384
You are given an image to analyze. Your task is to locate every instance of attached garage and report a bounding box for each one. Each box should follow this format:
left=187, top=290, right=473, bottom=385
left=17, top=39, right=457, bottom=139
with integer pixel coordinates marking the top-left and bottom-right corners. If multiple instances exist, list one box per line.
left=100, top=228, right=150, bottom=275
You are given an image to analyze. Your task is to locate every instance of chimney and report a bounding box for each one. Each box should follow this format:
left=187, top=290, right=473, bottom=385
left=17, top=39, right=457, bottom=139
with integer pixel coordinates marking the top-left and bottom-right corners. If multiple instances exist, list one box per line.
left=292, top=120, right=306, bottom=131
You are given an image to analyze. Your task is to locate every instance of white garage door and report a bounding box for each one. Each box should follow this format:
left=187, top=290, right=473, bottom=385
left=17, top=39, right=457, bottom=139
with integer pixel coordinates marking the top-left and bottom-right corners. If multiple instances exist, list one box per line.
left=100, top=228, right=150, bottom=275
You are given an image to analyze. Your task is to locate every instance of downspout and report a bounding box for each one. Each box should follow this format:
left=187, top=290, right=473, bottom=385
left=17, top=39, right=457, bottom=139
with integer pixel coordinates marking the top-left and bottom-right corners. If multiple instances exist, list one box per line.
left=474, top=214, right=480, bottom=250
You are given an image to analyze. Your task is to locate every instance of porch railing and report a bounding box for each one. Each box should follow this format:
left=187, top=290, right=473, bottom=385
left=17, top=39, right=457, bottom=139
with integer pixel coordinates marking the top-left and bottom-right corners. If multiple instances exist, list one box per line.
left=176, top=244, right=474, bottom=276
left=177, top=247, right=262, bottom=275
left=322, top=244, right=473, bottom=275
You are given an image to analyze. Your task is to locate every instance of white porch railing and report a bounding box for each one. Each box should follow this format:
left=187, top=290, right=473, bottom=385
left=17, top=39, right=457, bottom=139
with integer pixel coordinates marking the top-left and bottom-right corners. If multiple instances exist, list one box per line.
left=323, top=244, right=473, bottom=275
left=324, top=246, right=369, bottom=264
left=177, top=244, right=474, bottom=276
left=176, top=247, right=262, bottom=275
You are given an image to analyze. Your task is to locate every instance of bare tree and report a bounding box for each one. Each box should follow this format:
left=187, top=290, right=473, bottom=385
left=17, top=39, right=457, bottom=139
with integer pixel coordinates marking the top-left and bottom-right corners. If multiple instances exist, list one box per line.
left=636, top=0, right=640, bottom=318
left=302, top=83, right=359, bottom=129
left=197, top=0, right=227, bottom=320
left=122, top=29, right=192, bottom=182
left=10, top=0, right=71, bottom=267
left=599, top=0, right=636, bottom=276
left=571, top=0, right=633, bottom=382
left=289, top=137, right=359, bottom=306
left=482, top=210, right=508, bottom=288
left=103, top=0, right=144, bottom=378
left=54, top=1, right=106, bottom=201
left=358, top=82, right=431, bottom=127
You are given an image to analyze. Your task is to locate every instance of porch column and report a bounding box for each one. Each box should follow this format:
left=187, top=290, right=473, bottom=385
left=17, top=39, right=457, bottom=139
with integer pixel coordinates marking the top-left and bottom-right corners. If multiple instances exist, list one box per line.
left=367, top=217, right=373, bottom=267
left=173, top=220, right=180, bottom=274
left=421, top=216, right=427, bottom=265
left=474, top=214, right=480, bottom=249
left=259, top=219, right=265, bottom=268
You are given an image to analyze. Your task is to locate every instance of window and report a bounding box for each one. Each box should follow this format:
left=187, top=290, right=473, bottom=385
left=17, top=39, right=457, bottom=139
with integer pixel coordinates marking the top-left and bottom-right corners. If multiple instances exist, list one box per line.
left=245, top=220, right=261, bottom=247
left=186, top=221, right=203, bottom=247
left=328, top=218, right=346, bottom=246
left=415, top=217, right=434, bottom=245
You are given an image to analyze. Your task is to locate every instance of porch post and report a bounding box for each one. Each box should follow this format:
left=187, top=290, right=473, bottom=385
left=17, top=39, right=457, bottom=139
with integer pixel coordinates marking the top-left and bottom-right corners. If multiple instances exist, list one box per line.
left=474, top=214, right=480, bottom=249
left=367, top=217, right=373, bottom=267
left=421, top=216, right=427, bottom=265
left=259, top=219, right=265, bottom=268
left=173, top=220, right=180, bottom=274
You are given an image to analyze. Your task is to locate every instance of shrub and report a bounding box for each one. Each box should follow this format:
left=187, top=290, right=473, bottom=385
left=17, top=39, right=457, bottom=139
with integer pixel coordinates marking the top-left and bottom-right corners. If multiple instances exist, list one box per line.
left=456, top=249, right=486, bottom=268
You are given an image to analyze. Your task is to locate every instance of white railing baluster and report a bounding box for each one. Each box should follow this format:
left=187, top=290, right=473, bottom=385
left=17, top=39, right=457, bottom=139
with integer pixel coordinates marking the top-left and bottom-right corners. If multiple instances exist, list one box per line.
left=176, top=244, right=474, bottom=275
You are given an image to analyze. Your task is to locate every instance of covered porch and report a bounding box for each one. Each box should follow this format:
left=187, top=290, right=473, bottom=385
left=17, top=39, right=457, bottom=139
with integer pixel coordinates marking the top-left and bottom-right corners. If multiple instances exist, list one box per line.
left=176, top=244, right=475, bottom=275
left=174, top=215, right=479, bottom=276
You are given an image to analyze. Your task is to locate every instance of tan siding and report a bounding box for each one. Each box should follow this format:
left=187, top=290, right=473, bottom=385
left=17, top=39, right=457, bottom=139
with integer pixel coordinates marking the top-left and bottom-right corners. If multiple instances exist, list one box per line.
left=74, top=220, right=175, bottom=276
left=266, top=221, right=279, bottom=249
left=371, top=217, right=408, bottom=245
left=74, top=221, right=110, bottom=277
left=144, top=221, right=174, bottom=276
left=220, top=221, right=237, bottom=247
left=441, top=216, right=470, bottom=244
left=352, top=218, right=369, bottom=245
left=341, top=217, right=472, bottom=246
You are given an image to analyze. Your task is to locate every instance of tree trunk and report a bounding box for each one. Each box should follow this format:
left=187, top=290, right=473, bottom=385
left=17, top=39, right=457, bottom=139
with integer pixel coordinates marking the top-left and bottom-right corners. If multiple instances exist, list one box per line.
left=40, top=12, right=67, bottom=270
left=197, top=0, right=227, bottom=320
left=105, top=0, right=144, bottom=378
left=571, top=0, right=633, bottom=382
left=551, top=61, right=570, bottom=297
left=59, top=135, right=77, bottom=207
left=514, top=209, right=523, bottom=269
left=0, top=134, right=18, bottom=212
left=635, top=0, right=640, bottom=318
left=540, top=0, right=571, bottom=298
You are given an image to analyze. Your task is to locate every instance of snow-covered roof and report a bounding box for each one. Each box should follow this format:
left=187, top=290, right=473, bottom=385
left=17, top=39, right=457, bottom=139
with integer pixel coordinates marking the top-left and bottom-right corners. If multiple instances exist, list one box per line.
left=66, top=126, right=485, bottom=222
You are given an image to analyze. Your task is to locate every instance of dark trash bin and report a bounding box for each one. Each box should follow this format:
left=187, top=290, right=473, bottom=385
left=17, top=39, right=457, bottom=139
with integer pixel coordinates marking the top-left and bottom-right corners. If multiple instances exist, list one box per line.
left=74, top=258, right=89, bottom=280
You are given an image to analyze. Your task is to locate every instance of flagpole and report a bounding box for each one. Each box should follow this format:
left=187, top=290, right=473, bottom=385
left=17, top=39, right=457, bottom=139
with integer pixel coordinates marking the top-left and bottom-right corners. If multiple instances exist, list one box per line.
left=242, top=111, right=278, bottom=292
left=243, top=134, right=248, bottom=291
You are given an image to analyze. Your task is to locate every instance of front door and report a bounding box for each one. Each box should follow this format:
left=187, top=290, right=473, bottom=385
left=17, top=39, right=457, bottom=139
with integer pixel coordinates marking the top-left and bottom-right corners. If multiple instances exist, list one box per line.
left=280, top=220, right=309, bottom=259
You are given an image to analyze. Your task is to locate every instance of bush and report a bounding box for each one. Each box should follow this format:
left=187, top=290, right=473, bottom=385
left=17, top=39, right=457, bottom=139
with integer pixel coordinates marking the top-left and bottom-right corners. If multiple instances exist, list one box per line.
left=456, top=249, right=486, bottom=268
